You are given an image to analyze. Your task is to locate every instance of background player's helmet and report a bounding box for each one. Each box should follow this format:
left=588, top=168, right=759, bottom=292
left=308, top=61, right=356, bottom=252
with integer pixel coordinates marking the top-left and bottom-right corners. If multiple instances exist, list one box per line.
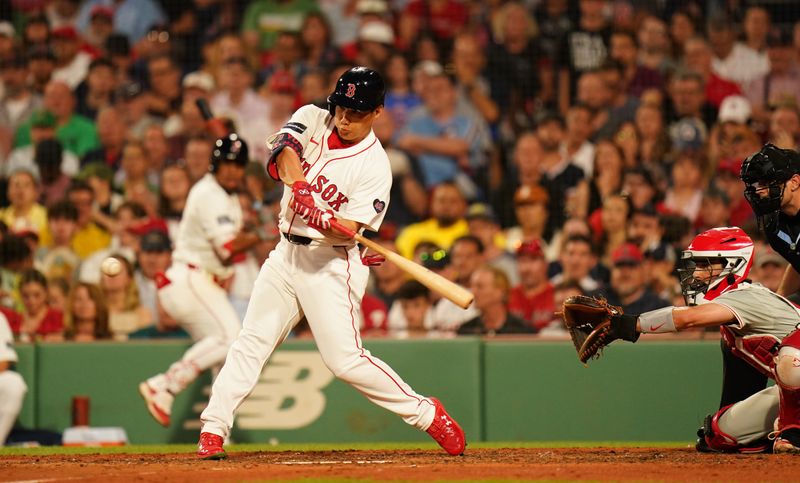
left=210, top=133, right=249, bottom=173
left=740, top=143, right=800, bottom=232
left=677, top=227, right=754, bottom=306
left=327, top=67, right=385, bottom=116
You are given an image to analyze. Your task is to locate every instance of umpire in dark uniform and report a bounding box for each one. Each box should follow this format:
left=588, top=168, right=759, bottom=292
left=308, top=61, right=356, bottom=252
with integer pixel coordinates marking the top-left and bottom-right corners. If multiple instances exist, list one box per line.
left=709, top=143, right=800, bottom=413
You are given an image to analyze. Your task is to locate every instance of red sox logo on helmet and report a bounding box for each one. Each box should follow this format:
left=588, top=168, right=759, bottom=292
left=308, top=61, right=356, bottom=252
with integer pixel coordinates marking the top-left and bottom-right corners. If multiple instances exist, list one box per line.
left=346, top=83, right=356, bottom=98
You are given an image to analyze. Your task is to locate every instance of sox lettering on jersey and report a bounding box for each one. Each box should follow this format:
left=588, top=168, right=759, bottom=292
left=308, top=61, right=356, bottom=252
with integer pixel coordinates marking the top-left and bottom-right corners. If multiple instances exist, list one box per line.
left=298, top=159, right=350, bottom=212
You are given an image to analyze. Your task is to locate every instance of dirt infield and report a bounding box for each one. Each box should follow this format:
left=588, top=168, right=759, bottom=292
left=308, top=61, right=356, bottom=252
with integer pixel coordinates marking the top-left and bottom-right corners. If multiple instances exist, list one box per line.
left=2, top=447, right=798, bottom=482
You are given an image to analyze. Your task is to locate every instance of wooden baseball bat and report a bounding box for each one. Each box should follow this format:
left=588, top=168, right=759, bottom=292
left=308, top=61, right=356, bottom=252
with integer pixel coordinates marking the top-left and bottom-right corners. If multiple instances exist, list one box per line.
left=329, top=219, right=474, bottom=309
left=195, top=98, right=229, bottom=138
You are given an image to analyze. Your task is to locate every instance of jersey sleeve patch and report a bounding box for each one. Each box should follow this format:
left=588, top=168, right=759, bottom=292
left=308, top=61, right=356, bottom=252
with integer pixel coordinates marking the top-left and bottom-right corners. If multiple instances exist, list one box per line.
left=283, top=122, right=307, bottom=135
left=373, top=199, right=386, bottom=213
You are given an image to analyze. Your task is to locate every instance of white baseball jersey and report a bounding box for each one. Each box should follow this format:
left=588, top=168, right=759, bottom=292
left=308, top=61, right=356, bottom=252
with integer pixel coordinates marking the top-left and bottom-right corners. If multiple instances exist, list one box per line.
left=171, top=173, right=243, bottom=278
left=0, top=312, right=17, bottom=363
left=275, top=105, right=392, bottom=239
left=713, top=282, right=800, bottom=339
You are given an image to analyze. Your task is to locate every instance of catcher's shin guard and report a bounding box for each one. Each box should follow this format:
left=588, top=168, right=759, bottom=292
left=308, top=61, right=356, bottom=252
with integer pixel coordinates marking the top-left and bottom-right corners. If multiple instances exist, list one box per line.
left=771, top=341, right=800, bottom=452
left=697, top=405, right=771, bottom=454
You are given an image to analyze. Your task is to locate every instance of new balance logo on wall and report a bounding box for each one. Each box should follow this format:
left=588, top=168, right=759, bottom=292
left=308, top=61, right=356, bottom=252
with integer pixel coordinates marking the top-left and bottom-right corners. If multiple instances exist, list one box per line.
left=183, top=351, right=335, bottom=430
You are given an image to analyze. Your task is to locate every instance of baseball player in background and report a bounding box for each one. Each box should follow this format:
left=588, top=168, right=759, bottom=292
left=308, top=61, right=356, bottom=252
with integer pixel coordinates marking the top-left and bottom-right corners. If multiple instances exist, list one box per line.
left=595, top=227, right=800, bottom=453
left=139, top=134, right=266, bottom=427
left=0, top=310, right=27, bottom=445
left=197, top=67, right=466, bottom=459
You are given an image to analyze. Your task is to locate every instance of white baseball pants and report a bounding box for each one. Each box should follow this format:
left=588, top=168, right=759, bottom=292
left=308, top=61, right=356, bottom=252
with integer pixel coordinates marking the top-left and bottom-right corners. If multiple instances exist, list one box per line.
left=201, top=240, right=435, bottom=438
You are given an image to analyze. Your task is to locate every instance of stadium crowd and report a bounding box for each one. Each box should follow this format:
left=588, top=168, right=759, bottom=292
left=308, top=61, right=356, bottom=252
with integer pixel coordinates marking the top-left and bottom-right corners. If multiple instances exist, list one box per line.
left=0, top=0, right=798, bottom=341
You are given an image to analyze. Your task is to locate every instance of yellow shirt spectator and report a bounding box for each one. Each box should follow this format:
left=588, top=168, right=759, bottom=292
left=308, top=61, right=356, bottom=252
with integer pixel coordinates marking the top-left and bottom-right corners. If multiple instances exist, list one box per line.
left=71, top=222, right=111, bottom=260
left=395, top=183, right=469, bottom=259
left=2, top=170, right=53, bottom=246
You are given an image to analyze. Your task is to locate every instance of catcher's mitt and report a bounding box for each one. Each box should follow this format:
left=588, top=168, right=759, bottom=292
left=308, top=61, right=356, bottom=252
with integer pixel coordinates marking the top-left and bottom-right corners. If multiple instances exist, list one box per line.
left=559, top=295, right=623, bottom=364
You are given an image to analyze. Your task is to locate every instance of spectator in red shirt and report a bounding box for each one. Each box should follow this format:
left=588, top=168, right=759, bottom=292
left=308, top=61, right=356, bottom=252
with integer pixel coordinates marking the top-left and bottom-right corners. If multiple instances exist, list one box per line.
left=15, top=269, right=64, bottom=342
left=508, top=239, right=554, bottom=331
left=683, top=36, right=741, bottom=109
left=399, top=0, right=467, bottom=49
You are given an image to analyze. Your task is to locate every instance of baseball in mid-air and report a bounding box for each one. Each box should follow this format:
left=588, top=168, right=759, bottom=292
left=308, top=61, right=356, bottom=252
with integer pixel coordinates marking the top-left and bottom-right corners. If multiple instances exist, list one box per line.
left=101, top=257, right=123, bottom=277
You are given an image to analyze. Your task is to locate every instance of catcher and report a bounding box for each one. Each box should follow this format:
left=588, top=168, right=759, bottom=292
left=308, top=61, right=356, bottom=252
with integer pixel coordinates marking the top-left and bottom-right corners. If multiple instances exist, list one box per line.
left=562, top=227, right=800, bottom=453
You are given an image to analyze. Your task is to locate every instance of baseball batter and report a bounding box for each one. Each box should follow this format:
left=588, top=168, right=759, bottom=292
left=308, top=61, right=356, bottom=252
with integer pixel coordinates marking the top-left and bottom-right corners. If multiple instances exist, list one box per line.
left=139, top=133, right=264, bottom=427
left=197, top=67, right=465, bottom=459
left=593, top=227, right=800, bottom=453
left=0, top=309, right=27, bottom=445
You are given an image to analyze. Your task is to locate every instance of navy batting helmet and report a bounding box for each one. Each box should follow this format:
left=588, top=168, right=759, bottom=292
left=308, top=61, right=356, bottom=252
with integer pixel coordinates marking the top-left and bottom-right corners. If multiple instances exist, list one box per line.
left=327, top=67, right=385, bottom=116
left=211, top=133, right=249, bottom=172
left=740, top=143, right=800, bottom=231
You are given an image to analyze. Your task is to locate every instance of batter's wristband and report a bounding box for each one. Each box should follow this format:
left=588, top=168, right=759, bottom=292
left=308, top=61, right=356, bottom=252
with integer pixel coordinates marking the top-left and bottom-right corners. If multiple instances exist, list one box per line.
left=266, top=133, right=304, bottom=181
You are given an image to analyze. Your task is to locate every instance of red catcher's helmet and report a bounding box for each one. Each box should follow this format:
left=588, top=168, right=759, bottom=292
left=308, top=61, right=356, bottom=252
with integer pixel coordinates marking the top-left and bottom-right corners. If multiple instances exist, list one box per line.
left=677, top=227, right=754, bottom=305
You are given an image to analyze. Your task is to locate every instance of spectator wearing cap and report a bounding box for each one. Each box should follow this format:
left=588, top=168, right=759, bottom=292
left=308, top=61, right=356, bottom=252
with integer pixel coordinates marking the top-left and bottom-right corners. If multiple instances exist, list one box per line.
left=5, top=109, right=80, bottom=178
left=133, top=228, right=173, bottom=334
left=84, top=5, right=114, bottom=53
left=15, top=80, right=99, bottom=158
left=752, top=245, right=789, bottom=293
left=0, top=170, right=51, bottom=247
left=744, top=27, right=800, bottom=124
left=0, top=56, right=41, bottom=135
left=458, top=265, right=534, bottom=336
left=75, top=57, right=116, bottom=120
left=35, top=139, right=72, bottom=206
left=708, top=12, right=770, bottom=88
left=39, top=200, right=80, bottom=281
left=241, top=0, right=319, bottom=52
left=50, top=26, right=92, bottom=89
left=508, top=240, right=554, bottom=331
left=466, top=203, right=516, bottom=286
left=486, top=2, right=543, bottom=120
left=505, top=184, right=549, bottom=253
left=769, top=105, right=800, bottom=151
left=351, top=20, right=395, bottom=72
left=115, top=81, right=157, bottom=139
left=80, top=105, right=126, bottom=170
left=76, top=0, right=166, bottom=44
left=643, top=242, right=681, bottom=306
left=26, top=46, right=57, bottom=96
left=605, top=243, right=669, bottom=314
left=211, top=56, right=269, bottom=148
left=67, top=180, right=111, bottom=260
left=395, top=182, right=469, bottom=260
left=79, top=161, right=123, bottom=218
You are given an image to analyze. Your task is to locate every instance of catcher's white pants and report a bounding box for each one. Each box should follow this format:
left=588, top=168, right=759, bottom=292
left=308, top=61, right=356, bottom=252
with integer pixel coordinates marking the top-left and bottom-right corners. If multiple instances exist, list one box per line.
left=155, top=263, right=241, bottom=393
left=0, top=371, right=27, bottom=445
left=718, top=385, right=779, bottom=444
left=201, top=240, right=436, bottom=438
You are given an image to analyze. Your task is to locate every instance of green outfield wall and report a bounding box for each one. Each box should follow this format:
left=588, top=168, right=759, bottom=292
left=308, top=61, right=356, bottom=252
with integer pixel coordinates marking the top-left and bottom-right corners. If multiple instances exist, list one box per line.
left=14, top=338, right=726, bottom=444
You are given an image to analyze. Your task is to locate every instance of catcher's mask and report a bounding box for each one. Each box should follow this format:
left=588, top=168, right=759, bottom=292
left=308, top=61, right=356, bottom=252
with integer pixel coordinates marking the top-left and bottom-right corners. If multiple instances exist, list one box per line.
left=740, top=143, right=800, bottom=232
left=677, top=227, right=754, bottom=306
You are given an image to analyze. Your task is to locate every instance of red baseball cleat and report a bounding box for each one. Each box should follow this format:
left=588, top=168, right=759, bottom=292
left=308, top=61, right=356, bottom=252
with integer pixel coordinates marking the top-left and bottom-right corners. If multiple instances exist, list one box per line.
left=197, top=432, right=227, bottom=460
left=426, top=398, right=466, bottom=456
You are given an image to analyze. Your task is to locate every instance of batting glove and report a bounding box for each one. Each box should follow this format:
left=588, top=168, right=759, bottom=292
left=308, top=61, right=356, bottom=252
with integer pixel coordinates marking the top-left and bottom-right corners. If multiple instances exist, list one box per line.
left=361, top=253, right=385, bottom=266
left=290, top=181, right=315, bottom=217
left=305, top=207, right=334, bottom=230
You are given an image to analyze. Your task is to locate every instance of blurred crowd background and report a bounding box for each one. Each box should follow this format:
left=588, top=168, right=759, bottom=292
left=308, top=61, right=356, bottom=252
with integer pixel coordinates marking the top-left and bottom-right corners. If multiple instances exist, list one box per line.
left=0, top=0, right=797, bottom=342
